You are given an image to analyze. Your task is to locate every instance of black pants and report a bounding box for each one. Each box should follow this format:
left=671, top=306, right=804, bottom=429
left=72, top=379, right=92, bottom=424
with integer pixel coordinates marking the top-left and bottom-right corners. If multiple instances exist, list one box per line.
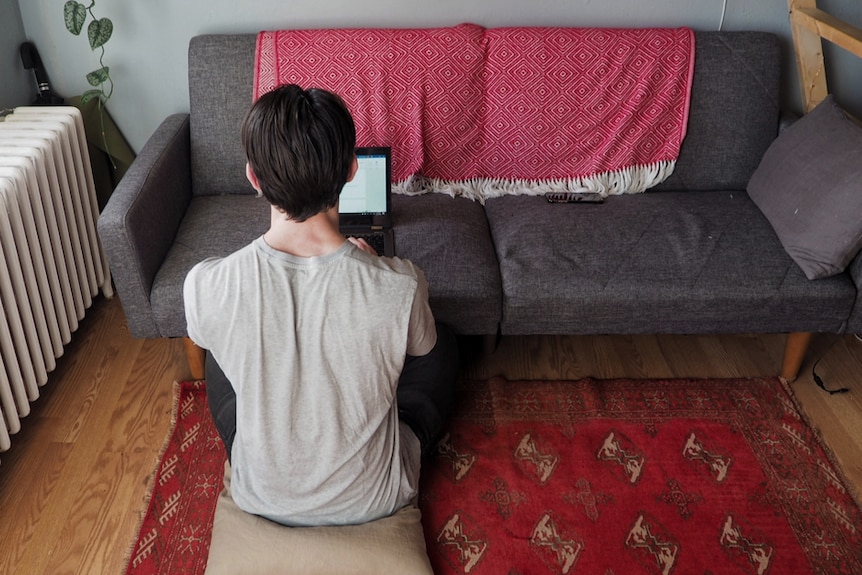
left=205, top=322, right=459, bottom=462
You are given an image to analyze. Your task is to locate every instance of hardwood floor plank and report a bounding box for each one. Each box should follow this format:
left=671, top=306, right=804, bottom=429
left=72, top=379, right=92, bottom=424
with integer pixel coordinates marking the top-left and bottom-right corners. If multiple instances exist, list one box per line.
left=40, top=296, right=134, bottom=443
left=45, top=338, right=181, bottom=575
left=603, top=335, right=653, bottom=379
left=101, top=340, right=178, bottom=454
left=0, top=297, right=182, bottom=575
left=0, top=440, right=74, bottom=574
left=787, top=336, right=862, bottom=495
left=44, top=450, right=128, bottom=575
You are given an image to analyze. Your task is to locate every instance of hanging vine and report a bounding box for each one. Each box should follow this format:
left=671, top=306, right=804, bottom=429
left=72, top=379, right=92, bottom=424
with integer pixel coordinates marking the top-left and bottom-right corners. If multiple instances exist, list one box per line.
left=64, top=1, right=114, bottom=106
left=63, top=1, right=115, bottom=163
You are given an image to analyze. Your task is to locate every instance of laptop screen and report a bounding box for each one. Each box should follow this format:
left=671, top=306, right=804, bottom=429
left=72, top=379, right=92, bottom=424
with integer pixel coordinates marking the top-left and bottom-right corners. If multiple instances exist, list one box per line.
left=339, top=147, right=391, bottom=226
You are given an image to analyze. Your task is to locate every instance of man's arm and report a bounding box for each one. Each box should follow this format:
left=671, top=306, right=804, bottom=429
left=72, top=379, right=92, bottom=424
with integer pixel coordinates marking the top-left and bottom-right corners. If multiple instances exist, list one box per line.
left=406, top=270, right=437, bottom=357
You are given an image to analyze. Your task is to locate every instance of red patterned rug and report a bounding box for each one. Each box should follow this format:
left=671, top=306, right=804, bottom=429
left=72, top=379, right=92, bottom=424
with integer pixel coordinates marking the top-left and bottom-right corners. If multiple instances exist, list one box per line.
left=125, top=377, right=862, bottom=574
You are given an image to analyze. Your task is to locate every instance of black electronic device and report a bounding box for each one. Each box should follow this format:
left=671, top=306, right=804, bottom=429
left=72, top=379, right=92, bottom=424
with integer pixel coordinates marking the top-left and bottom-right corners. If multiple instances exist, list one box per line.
left=20, top=42, right=64, bottom=106
left=545, top=192, right=604, bottom=204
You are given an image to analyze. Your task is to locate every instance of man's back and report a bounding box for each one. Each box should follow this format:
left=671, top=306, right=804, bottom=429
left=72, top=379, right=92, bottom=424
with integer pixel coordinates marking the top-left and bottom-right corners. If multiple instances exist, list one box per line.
left=184, top=237, right=436, bottom=525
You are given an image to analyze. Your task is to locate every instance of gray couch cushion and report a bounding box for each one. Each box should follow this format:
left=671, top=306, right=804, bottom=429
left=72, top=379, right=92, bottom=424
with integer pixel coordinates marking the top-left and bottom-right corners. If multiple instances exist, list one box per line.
left=653, top=32, right=780, bottom=192
left=748, top=95, right=862, bottom=280
left=391, top=193, right=501, bottom=334
left=151, top=195, right=270, bottom=337
left=189, top=35, right=257, bottom=197
left=485, top=192, right=855, bottom=335
left=151, top=193, right=501, bottom=337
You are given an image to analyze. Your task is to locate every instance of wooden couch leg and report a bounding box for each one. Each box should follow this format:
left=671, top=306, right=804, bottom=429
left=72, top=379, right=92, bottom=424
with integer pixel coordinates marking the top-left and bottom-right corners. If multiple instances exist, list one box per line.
left=183, top=337, right=206, bottom=380
left=781, top=332, right=812, bottom=383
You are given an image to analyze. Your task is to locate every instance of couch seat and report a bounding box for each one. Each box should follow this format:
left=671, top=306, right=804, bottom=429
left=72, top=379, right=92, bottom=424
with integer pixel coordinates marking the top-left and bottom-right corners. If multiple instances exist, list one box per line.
left=150, top=192, right=501, bottom=337
left=485, top=191, right=855, bottom=335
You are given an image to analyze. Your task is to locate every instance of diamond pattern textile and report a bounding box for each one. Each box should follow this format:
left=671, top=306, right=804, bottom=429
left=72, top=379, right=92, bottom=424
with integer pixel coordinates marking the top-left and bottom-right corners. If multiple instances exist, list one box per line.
left=254, top=25, right=694, bottom=193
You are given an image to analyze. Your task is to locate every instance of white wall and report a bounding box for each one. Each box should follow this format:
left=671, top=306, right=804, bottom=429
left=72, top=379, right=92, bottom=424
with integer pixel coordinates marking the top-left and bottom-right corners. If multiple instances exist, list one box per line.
left=14, top=0, right=862, bottom=152
left=0, top=0, right=31, bottom=110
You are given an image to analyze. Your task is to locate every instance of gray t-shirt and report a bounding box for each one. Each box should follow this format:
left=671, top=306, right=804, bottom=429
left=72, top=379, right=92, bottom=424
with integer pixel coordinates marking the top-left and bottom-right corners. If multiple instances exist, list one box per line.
left=184, top=237, right=437, bottom=526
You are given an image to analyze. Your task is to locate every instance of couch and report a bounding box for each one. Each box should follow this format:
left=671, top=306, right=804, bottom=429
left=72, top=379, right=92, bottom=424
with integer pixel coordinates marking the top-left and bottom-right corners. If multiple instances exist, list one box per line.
left=97, top=25, right=862, bottom=382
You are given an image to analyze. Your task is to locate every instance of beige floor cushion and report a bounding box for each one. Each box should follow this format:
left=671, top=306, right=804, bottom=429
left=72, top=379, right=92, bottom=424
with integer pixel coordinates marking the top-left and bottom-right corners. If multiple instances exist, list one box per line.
left=205, top=462, right=434, bottom=575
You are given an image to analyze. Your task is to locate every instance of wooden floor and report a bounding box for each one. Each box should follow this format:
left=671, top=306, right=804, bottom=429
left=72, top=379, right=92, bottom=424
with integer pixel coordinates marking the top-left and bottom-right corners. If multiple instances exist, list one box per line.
left=1, top=295, right=861, bottom=574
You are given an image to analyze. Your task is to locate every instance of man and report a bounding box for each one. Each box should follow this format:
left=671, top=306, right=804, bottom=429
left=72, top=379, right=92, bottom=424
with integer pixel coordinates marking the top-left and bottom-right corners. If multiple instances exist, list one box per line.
left=183, top=84, right=458, bottom=527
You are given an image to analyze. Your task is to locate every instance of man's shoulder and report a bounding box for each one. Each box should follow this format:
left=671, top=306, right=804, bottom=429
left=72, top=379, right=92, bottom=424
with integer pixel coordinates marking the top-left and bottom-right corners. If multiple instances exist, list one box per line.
left=186, top=241, right=260, bottom=282
left=349, top=250, right=425, bottom=282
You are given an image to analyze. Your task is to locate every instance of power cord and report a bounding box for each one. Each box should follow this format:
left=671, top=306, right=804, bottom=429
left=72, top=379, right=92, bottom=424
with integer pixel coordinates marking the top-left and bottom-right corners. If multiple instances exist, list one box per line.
left=718, top=0, right=728, bottom=31
left=811, top=336, right=850, bottom=395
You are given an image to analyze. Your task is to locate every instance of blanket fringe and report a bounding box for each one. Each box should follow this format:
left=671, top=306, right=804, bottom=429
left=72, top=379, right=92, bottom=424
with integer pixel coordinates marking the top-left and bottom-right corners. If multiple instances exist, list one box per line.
left=393, top=160, right=677, bottom=203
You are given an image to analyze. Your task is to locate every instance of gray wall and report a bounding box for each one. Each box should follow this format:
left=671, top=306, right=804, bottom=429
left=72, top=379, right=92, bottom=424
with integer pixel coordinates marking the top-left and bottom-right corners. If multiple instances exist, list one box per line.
left=0, top=0, right=30, bottom=110
left=818, top=2, right=862, bottom=119
left=11, top=0, right=862, bottom=152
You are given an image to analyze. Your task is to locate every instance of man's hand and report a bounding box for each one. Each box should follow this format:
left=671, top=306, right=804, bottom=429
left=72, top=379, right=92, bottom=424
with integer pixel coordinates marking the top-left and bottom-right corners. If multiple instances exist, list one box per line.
left=347, top=236, right=378, bottom=256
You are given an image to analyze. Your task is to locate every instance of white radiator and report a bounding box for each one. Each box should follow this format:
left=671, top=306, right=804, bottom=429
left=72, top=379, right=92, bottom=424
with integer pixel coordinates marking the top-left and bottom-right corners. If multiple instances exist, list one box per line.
left=0, top=106, right=112, bottom=462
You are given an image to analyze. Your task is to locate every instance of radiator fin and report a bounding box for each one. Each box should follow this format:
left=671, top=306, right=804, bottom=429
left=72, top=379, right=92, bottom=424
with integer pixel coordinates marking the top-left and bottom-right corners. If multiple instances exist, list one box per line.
left=0, top=106, right=113, bottom=463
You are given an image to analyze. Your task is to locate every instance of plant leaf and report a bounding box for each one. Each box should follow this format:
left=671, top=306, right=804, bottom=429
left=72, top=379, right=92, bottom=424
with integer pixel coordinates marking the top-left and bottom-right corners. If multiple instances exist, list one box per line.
left=81, top=89, right=103, bottom=106
left=86, top=67, right=110, bottom=87
left=64, top=1, right=87, bottom=36
left=87, top=18, right=113, bottom=50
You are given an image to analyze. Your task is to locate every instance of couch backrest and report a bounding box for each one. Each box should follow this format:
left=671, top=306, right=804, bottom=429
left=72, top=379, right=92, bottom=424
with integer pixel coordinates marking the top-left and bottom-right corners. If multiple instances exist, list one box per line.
left=188, top=30, right=780, bottom=197
left=189, top=34, right=257, bottom=196
left=653, top=32, right=781, bottom=192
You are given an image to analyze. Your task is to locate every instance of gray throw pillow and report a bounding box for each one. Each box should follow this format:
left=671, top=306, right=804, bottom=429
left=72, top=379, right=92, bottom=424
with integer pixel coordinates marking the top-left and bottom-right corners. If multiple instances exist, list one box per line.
left=747, top=95, right=862, bottom=280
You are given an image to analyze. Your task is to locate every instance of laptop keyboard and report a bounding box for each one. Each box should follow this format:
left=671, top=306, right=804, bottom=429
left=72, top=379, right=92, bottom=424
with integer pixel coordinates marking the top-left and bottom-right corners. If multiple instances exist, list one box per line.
left=346, top=232, right=386, bottom=256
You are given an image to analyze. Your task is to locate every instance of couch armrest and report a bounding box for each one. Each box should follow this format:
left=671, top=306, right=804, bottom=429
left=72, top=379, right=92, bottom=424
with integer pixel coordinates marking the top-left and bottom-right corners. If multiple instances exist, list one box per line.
left=97, top=113, right=192, bottom=338
left=846, top=251, right=862, bottom=333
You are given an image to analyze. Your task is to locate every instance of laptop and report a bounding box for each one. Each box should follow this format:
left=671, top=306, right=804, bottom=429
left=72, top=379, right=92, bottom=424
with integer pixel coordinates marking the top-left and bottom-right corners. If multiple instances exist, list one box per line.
left=339, top=146, right=395, bottom=257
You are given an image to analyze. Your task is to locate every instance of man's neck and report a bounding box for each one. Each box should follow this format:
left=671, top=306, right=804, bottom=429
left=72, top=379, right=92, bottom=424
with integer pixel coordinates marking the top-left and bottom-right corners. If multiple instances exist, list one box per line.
left=263, top=205, right=345, bottom=257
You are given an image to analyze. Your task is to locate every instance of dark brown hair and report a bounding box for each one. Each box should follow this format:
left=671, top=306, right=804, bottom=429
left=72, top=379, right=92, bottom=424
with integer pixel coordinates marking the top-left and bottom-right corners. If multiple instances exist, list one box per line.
left=241, top=84, right=356, bottom=221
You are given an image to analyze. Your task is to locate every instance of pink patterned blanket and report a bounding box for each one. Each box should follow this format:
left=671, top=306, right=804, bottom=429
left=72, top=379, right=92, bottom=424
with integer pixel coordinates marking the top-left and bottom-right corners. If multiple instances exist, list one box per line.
left=254, top=24, right=694, bottom=198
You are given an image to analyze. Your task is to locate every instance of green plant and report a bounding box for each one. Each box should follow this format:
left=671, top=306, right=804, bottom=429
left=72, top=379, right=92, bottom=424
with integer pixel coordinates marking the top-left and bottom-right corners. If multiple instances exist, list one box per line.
left=63, top=0, right=114, bottom=165
left=63, top=0, right=113, bottom=106
left=63, top=0, right=114, bottom=104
